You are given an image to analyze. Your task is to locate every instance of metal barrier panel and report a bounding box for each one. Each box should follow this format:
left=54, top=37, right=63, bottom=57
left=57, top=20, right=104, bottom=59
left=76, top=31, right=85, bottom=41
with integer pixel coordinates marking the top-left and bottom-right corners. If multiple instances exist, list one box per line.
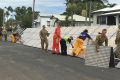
left=21, top=26, right=117, bottom=52
left=85, top=45, right=111, bottom=68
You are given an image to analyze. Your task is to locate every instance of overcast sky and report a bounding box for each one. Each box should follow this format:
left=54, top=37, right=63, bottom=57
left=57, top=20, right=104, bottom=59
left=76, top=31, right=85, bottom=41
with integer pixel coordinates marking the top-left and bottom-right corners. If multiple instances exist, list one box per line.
left=109, top=0, right=120, bottom=4
left=0, top=0, right=119, bottom=14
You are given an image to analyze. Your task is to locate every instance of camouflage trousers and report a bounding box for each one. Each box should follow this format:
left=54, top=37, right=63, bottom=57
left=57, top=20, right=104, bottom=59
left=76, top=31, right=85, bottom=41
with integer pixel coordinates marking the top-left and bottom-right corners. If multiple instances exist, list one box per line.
left=115, top=44, right=120, bottom=59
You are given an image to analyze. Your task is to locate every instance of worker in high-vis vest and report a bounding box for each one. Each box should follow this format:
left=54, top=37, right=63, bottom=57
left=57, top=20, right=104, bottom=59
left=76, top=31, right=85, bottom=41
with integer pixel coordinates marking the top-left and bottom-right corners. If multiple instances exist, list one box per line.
left=60, top=36, right=73, bottom=55
left=10, top=34, right=16, bottom=43
left=10, top=34, right=15, bottom=43
left=72, top=36, right=85, bottom=58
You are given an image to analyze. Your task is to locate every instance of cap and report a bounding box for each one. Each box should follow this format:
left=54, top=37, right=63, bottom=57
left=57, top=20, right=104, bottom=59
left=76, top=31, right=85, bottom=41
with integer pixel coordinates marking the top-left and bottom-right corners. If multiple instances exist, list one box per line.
left=42, top=25, right=46, bottom=28
left=69, top=36, right=73, bottom=40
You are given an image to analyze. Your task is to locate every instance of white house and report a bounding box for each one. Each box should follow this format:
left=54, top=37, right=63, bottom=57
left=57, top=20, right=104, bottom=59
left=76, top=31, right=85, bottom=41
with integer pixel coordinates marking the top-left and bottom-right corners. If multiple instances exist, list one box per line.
left=92, top=5, right=120, bottom=26
left=35, top=13, right=90, bottom=27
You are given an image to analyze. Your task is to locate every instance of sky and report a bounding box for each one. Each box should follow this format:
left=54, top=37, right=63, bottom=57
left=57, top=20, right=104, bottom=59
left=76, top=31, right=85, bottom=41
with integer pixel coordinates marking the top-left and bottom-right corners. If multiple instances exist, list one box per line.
left=0, top=0, right=119, bottom=14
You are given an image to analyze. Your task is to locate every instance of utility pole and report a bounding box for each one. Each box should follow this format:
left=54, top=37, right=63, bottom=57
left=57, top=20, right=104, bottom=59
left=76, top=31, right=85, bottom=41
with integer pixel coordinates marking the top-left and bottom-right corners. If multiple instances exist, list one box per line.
left=89, top=1, right=92, bottom=26
left=32, top=0, right=35, bottom=28
left=2, top=10, right=5, bottom=28
left=85, top=2, right=88, bottom=26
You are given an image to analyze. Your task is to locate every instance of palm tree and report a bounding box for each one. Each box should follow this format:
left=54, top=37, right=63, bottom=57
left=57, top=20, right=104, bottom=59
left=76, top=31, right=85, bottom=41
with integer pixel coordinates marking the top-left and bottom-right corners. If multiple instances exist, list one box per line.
left=82, top=0, right=109, bottom=23
left=66, top=0, right=77, bottom=26
left=65, top=0, right=109, bottom=26
left=107, top=3, right=116, bottom=7
left=7, top=6, right=13, bottom=11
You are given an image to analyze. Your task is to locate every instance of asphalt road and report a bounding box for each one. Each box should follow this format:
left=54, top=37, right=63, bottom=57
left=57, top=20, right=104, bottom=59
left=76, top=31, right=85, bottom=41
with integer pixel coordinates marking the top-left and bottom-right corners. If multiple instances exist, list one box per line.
left=0, top=41, right=120, bottom=80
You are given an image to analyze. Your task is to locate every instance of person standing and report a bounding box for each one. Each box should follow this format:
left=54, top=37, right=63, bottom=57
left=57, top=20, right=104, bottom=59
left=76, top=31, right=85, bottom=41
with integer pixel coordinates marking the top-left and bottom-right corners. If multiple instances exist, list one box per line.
left=115, top=25, right=120, bottom=59
left=0, top=27, right=2, bottom=41
left=95, top=29, right=108, bottom=52
left=39, top=25, right=49, bottom=51
left=52, top=22, right=61, bottom=55
left=2, top=27, right=7, bottom=41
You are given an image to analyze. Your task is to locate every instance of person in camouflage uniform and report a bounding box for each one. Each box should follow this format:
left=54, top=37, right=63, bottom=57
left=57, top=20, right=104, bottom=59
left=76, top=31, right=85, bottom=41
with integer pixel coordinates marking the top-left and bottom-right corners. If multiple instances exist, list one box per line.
left=39, top=25, right=49, bottom=51
left=115, top=25, right=120, bottom=59
left=0, top=27, right=2, bottom=41
left=2, top=27, right=7, bottom=41
left=95, top=29, right=108, bottom=52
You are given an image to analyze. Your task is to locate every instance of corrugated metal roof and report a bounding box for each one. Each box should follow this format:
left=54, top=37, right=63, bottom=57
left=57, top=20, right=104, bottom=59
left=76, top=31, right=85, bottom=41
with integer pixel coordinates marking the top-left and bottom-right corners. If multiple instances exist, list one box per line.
left=40, top=13, right=89, bottom=21
left=100, top=11, right=120, bottom=16
left=93, top=8, right=111, bottom=13
left=72, top=14, right=89, bottom=21
left=93, top=5, right=120, bottom=13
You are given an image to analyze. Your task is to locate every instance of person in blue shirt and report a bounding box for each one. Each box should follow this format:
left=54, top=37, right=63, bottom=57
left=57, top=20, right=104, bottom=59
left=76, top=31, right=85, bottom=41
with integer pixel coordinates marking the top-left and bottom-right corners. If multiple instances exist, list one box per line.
left=80, top=29, right=92, bottom=41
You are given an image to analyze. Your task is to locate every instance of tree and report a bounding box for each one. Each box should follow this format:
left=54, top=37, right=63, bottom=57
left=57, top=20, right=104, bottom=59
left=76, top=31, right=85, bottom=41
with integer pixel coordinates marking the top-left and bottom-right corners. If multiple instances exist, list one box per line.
left=67, top=3, right=77, bottom=25
left=0, top=6, right=40, bottom=28
left=65, top=0, right=109, bottom=16
left=66, top=0, right=77, bottom=26
left=15, top=6, right=39, bottom=28
left=0, top=8, right=3, bottom=27
left=22, top=14, right=32, bottom=28
left=64, top=0, right=110, bottom=26
left=7, top=6, right=13, bottom=12
left=107, top=3, right=116, bottom=7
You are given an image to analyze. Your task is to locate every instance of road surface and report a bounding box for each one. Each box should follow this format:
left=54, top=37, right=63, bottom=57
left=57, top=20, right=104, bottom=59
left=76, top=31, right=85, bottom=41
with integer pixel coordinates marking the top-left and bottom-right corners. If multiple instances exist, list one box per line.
left=0, top=41, right=120, bottom=80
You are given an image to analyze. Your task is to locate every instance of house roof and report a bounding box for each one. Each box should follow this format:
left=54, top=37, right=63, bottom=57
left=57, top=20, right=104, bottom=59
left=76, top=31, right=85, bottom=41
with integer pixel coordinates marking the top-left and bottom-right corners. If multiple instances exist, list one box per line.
left=93, top=5, right=120, bottom=13
left=72, top=14, right=89, bottom=21
left=40, top=13, right=89, bottom=22
left=54, top=14, right=90, bottom=21
left=100, top=11, right=120, bottom=16
left=53, top=14, right=66, bottom=21
left=93, top=8, right=111, bottom=13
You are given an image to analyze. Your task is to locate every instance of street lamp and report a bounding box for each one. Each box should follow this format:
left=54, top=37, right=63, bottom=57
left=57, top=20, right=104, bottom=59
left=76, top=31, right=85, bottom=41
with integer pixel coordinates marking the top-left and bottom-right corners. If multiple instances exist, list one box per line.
left=32, top=0, right=35, bottom=28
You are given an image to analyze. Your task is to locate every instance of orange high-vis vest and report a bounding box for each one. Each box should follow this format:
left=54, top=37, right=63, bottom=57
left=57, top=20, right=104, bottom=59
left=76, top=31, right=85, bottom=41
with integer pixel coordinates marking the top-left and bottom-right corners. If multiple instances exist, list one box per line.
left=10, top=34, right=15, bottom=43
left=73, top=38, right=84, bottom=56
